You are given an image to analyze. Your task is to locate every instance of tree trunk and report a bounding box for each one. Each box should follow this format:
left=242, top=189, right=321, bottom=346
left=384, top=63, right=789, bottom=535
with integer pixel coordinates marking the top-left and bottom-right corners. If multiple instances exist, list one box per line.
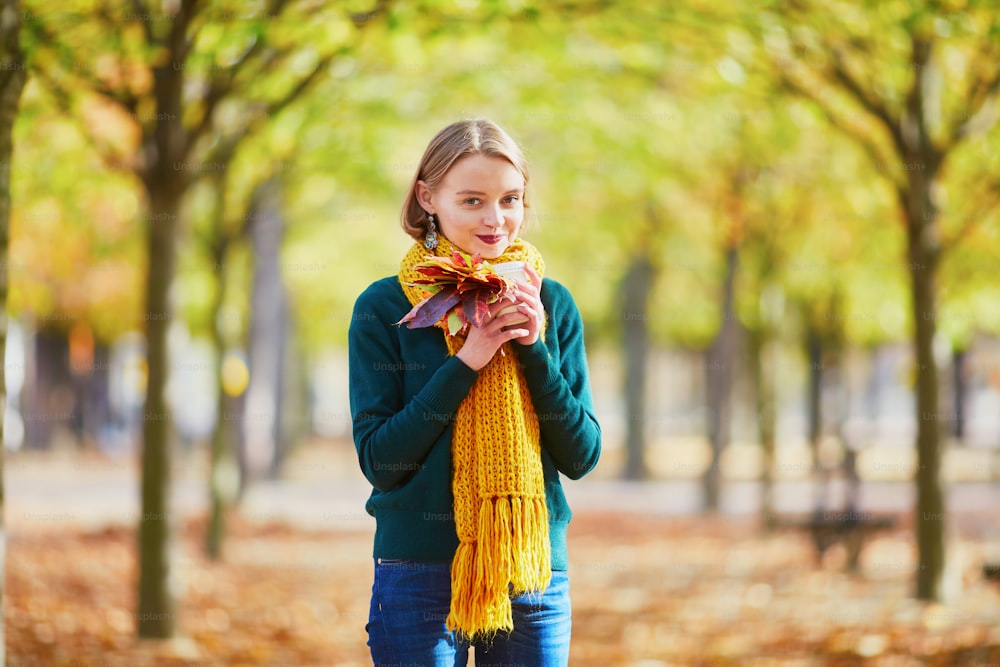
left=268, top=294, right=290, bottom=479
left=277, top=322, right=310, bottom=478
left=805, top=323, right=832, bottom=513
left=206, top=240, right=236, bottom=559
left=806, top=324, right=822, bottom=469
left=621, top=252, right=654, bottom=480
left=704, top=245, right=738, bottom=510
left=271, top=294, right=301, bottom=479
left=911, top=251, right=945, bottom=599
left=206, top=360, right=226, bottom=558
left=951, top=347, right=966, bottom=443
left=137, top=186, right=181, bottom=638
left=243, top=179, right=287, bottom=481
left=81, top=342, right=113, bottom=446
left=864, top=345, right=883, bottom=425
left=24, top=330, right=73, bottom=448
left=902, top=36, right=947, bottom=603
left=206, top=359, right=241, bottom=558
left=910, top=239, right=946, bottom=600
left=748, top=326, right=776, bottom=528
left=0, top=1, right=26, bottom=661
left=137, top=10, right=191, bottom=637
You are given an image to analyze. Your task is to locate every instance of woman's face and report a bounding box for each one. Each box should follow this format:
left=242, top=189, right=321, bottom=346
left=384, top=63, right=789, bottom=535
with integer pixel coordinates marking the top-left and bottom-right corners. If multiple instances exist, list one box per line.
left=417, top=154, right=525, bottom=260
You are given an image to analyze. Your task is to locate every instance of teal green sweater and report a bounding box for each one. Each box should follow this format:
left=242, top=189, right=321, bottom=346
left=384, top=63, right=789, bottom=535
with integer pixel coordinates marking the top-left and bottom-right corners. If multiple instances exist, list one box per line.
left=348, top=275, right=601, bottom=569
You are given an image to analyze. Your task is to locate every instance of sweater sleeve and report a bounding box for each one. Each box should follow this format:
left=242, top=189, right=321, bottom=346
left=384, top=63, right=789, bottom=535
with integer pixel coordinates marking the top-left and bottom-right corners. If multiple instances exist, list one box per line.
left=514, top=281, right=602, bottom=479
left=349, top=280, right=479, bottom=492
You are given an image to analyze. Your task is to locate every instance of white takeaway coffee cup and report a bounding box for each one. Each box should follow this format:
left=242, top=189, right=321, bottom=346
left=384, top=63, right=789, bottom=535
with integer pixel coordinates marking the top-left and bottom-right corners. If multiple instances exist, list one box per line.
left=490, top=261, right=530, bottom=325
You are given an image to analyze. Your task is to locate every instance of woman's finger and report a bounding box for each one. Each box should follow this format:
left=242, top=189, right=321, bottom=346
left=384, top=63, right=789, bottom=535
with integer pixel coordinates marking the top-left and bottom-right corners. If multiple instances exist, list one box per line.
left=523, top=264, right=542, bottom=288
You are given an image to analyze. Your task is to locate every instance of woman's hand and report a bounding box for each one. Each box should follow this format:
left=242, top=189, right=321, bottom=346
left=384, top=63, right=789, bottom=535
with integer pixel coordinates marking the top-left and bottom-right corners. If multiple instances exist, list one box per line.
left=455, top=266, right=545, bottom=371
left=510, top=264, right=544, bottom=347
left=455, top=299, right=532, bottom=371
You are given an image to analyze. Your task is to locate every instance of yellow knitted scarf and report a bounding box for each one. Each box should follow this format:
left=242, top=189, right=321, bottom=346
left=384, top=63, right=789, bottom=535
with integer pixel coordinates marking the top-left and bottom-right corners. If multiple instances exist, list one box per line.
left=398, top=235, right=551, bottom=639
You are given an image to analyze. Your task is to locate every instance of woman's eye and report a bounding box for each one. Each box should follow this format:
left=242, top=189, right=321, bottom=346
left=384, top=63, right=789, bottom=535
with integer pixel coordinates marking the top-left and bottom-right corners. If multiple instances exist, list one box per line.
left=464, top=198, right=481, bottom=205
left=504, top=195, right=520, bottom=204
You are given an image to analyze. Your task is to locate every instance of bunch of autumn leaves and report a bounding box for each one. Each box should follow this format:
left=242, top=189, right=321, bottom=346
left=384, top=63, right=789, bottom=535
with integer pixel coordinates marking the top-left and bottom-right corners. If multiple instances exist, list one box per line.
left=397, top=250, right=519, bottom=336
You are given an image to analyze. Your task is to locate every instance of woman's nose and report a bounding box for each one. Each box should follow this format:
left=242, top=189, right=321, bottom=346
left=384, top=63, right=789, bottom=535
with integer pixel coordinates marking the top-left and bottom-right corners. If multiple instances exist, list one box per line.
left=484, top=204, right=504, bottom=228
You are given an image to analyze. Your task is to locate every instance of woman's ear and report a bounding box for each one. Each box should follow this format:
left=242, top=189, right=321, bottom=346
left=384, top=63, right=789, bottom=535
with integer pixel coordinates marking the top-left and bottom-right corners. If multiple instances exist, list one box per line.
left=415, top=180, right=435, bottom=213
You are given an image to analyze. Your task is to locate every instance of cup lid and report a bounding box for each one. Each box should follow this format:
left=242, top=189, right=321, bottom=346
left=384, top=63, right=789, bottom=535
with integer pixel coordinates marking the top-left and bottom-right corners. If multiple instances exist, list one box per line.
left=490, top=261, right=526, bottom=275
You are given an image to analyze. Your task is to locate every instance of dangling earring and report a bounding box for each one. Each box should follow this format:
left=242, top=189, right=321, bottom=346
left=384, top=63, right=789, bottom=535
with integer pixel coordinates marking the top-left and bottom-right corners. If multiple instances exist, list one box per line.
left=424, top=212, right=439, bottom=249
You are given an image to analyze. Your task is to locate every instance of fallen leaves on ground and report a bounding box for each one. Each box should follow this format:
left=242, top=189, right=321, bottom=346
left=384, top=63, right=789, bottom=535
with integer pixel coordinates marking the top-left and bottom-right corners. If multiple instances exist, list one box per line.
left=6, top=511, right=1000, bottom=666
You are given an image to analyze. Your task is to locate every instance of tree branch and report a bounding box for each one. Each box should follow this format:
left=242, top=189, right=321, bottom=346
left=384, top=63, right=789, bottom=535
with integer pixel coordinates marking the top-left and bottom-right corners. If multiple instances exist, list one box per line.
left=966, top=65, right=1000, bottom=119
left=24, top=15, right=139, bottom=115
left=184, top=38, right=275, bottom=153
left=828, top=46, right=906, bottom=161
left=776, top=63, right=905, bottom=190
left=185, top=76, right=233, bottom=154
left=950, top=59, right=1000, bottom=144
left=130, top=0, right=154, bottom=44
left=182, top=0, right=382, bottom=186
left=941, top=181, right=1000, bottom=255
left=183, top=0, right=301, bottom=156
left=348, top=0, right=391, bottom=27
left=265, top=54, right=335, bottom=119
left=172, top=0, right=203, bottom=54
left=955, top=9, right=1000, bottom=141
left=27, top=65, right=138, bottom=174
left=190, top=53, right=335, bottom=180
left=266, top=0, right=293, bottom=19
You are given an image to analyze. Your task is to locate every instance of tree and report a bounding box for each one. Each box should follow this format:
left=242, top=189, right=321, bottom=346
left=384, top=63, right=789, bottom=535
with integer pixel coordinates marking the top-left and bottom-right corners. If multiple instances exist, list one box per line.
left=0, top=0, right=27, bottom=662
left=745, top=1, right=1000, bottom=600
left=619, top=202, right=664, bottom=480
left=191, top=2, right=393, bottom=556
left=23, top=0, right=381, bottom=636
left=729, top=97, right=883, bottom=523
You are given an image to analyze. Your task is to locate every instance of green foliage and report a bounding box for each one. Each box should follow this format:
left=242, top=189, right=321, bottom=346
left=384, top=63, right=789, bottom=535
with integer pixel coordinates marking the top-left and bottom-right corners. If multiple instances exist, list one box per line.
left=10, top=83, right=143, bottom=342
left=9, top=0, right=1000, bottom=357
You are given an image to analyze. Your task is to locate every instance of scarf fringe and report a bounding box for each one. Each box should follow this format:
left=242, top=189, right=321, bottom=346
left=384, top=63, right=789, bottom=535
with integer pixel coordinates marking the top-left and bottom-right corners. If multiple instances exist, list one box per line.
left=446, top=495, right=551, bottom=640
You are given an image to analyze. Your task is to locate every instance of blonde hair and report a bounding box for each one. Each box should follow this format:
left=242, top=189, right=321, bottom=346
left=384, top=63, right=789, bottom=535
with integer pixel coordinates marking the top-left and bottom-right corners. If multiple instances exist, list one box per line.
left=401, top=119, right=531, bottom=242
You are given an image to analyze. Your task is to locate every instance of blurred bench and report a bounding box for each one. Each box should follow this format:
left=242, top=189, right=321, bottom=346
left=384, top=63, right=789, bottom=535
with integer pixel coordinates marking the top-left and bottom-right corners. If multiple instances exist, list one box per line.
left=774, top=511, right=898, bottom=571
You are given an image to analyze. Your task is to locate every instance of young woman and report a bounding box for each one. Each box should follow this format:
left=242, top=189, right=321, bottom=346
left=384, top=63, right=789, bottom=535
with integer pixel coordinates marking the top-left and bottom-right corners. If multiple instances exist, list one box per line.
left=349, top=118, right=601, bottom=666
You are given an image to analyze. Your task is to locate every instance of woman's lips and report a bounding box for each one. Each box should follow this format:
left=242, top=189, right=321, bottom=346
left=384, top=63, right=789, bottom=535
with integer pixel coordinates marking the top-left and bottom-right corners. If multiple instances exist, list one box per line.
left=476, top=234, right=504, bottom=244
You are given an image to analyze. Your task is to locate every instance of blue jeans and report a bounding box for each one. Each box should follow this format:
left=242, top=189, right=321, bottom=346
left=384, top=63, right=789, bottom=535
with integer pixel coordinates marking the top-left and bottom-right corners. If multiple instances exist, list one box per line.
left=367, top=559, right=572, bottom=666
